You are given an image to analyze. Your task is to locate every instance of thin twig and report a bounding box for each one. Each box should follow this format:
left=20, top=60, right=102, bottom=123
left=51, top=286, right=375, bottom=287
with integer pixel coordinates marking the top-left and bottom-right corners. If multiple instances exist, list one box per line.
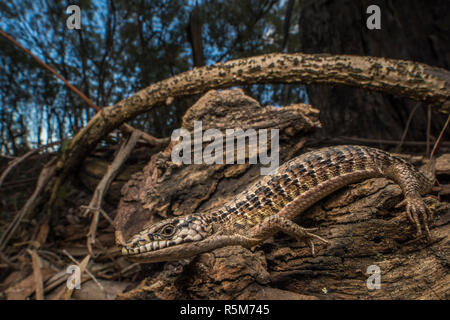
left=426, top=105, right=432, bottom=156
left=0, top=141, right=60, bottom=189
left=27, top=249, right=44, bottom=300
left=99, top=208, right=114, bottom=226
left=430, top=114, right=450, bottom=159
left=396, top=104, right=420, bottom=153
left=0, top=149, right=39, bottom=188
left=62, top=254, right=90, bottom=300
left=61, top=250, right=106, bottom=294
left=0, top=251, right=20, bottom=269
left=0, top=158, right=57, bottom=251
left=333, top=136, right=448, bottom=147
left=0, top=155, right=16, bottom=159
left=120, top=263, right=140, bottom=274
left=0, top=29, right=97, bottom=111
left=83, top=130, right=141, bottom=255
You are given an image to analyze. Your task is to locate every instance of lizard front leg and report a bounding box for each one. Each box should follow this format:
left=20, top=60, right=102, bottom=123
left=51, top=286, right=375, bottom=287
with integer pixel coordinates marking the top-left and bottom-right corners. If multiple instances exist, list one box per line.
left=385, top=162, right=434, bottom=239
left=245, top=215, right=329, bottom=255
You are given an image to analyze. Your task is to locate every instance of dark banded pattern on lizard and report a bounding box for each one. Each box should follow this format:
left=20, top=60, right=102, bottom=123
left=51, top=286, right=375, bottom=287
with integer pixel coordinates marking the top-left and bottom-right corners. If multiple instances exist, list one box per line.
left=121, top=145, right=435, bottom=263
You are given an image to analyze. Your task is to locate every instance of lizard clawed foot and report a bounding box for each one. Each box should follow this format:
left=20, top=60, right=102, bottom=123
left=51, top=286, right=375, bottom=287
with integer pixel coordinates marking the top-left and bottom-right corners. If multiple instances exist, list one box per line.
left=293, top=227, right=329, bottom=256
left=395, top=196, right=433, bottom=240
left=247, top=215, right=329, bottom=256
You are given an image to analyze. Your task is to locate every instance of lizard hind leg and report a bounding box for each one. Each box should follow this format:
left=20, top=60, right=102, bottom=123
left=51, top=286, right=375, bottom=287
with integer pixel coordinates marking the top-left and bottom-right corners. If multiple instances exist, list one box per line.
left=387, top=161, right=434, bottom=240
left=395, top=196, right=433, bottom=240
left=247, top=215, right=329, bottom=256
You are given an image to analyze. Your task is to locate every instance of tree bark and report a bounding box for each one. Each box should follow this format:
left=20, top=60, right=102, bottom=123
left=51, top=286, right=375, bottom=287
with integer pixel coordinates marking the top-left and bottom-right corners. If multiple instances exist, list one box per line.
left=8, top=53, right=450, bottom=250
left=114, top=88, right=321, bottom=240
left=58, top=53, right=450, bottom=182
left=116, top=89, right=449, bottom=300
left=187, top=3, right=205, bottom=68
left=298, top=0, right=450, bottom=141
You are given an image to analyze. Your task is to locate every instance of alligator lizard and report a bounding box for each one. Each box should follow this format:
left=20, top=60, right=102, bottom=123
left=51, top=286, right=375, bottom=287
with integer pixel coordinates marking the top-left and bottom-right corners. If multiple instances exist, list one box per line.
left=121, top=145, right=435, bottom=263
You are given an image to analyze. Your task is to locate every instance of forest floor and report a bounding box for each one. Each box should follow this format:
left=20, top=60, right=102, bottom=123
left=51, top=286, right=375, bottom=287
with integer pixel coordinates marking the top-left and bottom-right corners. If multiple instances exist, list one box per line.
left=0, top=143, right=448, bottom=300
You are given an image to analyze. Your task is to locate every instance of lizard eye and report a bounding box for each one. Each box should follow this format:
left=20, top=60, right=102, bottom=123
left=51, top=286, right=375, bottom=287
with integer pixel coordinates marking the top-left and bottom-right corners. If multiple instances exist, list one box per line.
left=161, top=225, right=175, bottom=237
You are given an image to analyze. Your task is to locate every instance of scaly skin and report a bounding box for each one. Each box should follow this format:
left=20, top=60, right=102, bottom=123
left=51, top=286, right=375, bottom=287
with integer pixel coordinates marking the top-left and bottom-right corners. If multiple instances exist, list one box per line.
left=121, top=145, right=435, bottom=263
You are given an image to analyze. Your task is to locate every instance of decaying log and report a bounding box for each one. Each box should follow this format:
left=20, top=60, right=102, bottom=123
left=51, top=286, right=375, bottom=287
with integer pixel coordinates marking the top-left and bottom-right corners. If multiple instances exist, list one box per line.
left=9, top=53, right=450, bottom=251
left=114, top=89, right=321, bottom=241
left=58, top=53, right=450, bottom=188
left=118, top=178, right=448, bottom=300
left=115, top=89, right=449, bottom=300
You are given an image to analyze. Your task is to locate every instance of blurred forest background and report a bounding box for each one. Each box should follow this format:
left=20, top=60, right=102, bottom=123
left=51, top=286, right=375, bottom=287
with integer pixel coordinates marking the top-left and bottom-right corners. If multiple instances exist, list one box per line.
left=0, top=0, right=449, bottom=301
left=0, top=0, right=448, bottom=156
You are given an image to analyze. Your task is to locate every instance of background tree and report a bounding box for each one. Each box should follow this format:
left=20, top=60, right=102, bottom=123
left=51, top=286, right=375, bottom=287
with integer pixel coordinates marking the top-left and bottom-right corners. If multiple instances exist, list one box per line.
left=295, top=0, right=449, bottom=142
left=0, top=0, right=448, bottom=157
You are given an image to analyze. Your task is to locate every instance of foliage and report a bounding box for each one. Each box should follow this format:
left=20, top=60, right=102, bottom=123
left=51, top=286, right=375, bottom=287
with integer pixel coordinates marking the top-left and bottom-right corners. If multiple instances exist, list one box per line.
left=0, top=0, right=307, bottom=155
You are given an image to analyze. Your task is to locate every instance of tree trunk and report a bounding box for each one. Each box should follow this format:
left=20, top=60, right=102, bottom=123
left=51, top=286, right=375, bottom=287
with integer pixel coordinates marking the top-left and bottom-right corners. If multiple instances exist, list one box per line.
left=298, top=0, right=450, bottom=142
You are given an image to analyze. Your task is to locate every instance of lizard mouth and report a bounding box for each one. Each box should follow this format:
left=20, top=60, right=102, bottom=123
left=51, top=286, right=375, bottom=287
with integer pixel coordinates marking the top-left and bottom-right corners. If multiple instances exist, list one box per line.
left=121, top=238, right=190, bottom=255
left=122, top=232, right=206, bottom=256
left=121, top=239, right=213, bottom=263
left=120, top=235, right=247, bottom=263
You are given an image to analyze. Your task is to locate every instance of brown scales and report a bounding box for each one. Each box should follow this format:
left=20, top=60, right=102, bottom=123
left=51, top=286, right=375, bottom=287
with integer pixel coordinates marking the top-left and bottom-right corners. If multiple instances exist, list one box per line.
left=204, top=145, right=434, bottom=236
left=123, top=145, right=435, bottom=263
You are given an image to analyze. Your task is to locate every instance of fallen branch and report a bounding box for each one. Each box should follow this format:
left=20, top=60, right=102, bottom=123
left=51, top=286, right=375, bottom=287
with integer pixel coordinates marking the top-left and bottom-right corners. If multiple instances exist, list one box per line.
left=55, top=54, right=450, bottom=186
left=83, top=130, right=141, bottom=255
left=7, top=53, right=450, bottom=249
left=61, top=251, right=107, bottom=298
left=27, top=249, right=44, bottom=300
left=0, top=157, right=57, bottom=251
left=0, top=141, right=59, bottom=189
left=61, top=253, right=91, bottom=300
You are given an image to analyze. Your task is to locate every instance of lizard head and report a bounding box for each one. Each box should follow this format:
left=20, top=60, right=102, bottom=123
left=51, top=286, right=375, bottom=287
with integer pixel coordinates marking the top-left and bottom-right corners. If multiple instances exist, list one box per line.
left=121, top=213, right=213, bottom=259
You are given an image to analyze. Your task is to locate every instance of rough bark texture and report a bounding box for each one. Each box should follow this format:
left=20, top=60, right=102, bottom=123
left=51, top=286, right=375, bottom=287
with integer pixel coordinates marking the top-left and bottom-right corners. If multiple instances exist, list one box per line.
left=58, top=53, right=450, bottom=184
left=115, top=90, right=449, bottom=300
left=118, top=178, right=448, bottom=300
left=114, top=89, right=321, bottom=241
left=298, top=0, right=450, bottom=141
left=187, top=3, right=205, bottom=68
left=11, top=54, right=449, bottom=250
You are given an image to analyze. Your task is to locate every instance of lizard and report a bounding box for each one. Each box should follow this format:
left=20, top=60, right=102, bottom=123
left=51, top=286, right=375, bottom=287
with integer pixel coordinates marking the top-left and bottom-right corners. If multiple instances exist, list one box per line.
left=120, top=145, right=435, bottom=263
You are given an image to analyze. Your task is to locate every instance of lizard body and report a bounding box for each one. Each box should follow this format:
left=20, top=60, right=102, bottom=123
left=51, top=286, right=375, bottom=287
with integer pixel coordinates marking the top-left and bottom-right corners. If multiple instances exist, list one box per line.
left=121, top=145, right=435, bottom=263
